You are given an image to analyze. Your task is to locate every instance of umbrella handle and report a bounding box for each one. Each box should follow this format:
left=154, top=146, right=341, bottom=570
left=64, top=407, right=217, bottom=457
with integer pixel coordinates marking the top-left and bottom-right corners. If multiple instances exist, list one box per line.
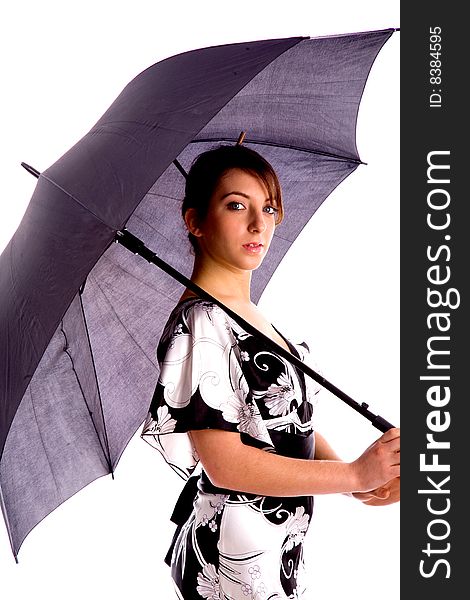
left=115, top=228, right=396, bottom=433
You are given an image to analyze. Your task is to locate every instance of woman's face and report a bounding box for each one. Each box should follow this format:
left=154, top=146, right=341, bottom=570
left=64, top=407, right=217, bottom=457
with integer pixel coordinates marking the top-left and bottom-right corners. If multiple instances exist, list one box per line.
left=189, top=168, right=279, bottom=273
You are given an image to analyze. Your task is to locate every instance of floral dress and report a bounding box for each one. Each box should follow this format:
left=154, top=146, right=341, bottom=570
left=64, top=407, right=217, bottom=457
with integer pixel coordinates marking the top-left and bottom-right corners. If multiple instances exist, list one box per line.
left=140, top=297, right=322, bottom=599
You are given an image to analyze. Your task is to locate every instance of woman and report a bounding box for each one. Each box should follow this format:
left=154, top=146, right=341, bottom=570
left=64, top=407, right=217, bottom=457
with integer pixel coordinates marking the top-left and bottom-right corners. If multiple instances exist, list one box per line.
left=141, top=144, right=400, bottom=599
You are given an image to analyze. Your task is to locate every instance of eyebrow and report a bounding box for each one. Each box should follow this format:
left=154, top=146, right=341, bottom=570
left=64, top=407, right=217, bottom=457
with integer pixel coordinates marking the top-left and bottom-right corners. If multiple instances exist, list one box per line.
left=220, top=191, right=250, bottom=200
left=220, top=191, right=272, bottom=202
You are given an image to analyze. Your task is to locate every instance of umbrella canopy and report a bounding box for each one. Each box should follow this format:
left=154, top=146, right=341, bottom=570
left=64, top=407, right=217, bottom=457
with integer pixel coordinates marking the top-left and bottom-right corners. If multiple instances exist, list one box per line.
left=0, top=28, right=397, bottom=562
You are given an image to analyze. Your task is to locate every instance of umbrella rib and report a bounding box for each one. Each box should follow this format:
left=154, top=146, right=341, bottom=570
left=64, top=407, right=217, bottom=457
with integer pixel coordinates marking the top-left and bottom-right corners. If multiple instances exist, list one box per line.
left=89, top=274, right=159, bottom=371
left=0, top=475, right=18, bottom=563
left=61, top=318, right=114, bottom=475
left=144, top=191, right=181, bottom=201
left=272, top=231, right=294, bottom=243
left=101, top=250, right=176, bottom=297
left=28, top=384, right=64, bottom=498
left=40, top=173, right=118, bottom=230
left=189, top=138, right=365, bottom=165
left=21, top=165, right=116, bottom=230
left=126, top=211, right=182, bottom=248
left=111, top=265, right=182, bottom=304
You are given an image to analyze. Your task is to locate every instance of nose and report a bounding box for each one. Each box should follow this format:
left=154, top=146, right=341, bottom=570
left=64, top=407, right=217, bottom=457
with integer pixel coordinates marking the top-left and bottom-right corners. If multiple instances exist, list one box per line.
left=248, top=207, right=267, bottom=233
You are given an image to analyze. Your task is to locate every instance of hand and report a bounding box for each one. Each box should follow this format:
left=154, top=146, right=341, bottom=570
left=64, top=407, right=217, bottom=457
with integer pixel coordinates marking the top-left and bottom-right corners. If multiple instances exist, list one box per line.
left=352, top=477, right=400, bottom=506
left=351, top=427, right=400, bottom=492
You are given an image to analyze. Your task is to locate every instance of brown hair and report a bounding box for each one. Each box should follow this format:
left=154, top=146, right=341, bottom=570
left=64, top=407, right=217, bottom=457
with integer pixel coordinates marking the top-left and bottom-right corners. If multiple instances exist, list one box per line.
left=181, top=145, right=284, bottom=253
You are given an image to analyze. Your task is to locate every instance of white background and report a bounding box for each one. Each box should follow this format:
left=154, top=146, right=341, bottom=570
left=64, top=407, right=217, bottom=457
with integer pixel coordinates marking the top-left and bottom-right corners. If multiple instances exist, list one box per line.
left=0, top=1, right=400, bottom=598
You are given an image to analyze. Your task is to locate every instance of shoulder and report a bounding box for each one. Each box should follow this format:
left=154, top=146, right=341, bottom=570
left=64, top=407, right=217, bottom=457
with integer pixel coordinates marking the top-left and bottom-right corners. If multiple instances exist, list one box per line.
left=181, top=298, right=228, bottom=327
left=157, top=299, right=239, bottom=363
left=167, top=298, right=237, bottom=342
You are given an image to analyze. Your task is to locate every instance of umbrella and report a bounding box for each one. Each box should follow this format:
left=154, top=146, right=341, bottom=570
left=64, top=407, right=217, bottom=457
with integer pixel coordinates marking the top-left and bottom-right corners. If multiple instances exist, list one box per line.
left=0, top=28, right=398, bottom=563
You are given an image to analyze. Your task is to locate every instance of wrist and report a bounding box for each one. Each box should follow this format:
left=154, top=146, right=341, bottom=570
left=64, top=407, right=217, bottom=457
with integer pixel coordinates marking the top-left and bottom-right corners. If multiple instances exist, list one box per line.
left=347, top=461, right=362, bottom=493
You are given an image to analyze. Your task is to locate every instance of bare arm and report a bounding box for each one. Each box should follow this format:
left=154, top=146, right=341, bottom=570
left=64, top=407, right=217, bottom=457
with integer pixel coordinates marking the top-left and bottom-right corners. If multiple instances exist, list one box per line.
left=314, top=431, right=342, bottom=461
left=188, top=427, right=400, bottom=497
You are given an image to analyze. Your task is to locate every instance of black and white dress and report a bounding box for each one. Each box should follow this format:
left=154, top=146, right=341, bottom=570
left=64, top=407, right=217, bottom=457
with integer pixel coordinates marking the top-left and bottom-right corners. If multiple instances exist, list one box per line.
left=140, top=297, right=322, bottom=599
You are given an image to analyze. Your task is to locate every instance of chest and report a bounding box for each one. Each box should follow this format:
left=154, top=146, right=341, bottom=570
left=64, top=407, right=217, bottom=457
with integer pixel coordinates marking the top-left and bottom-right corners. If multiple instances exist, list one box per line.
left=233, top=325, right=312, bottom=434
left=235, top=306, right=292, bottom=355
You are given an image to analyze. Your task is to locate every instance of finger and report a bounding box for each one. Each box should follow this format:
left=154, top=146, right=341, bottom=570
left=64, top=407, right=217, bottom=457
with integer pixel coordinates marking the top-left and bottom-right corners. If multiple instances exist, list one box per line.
left=379, top=427, right=400, bottom=443
left=387, top=444, right=400, bottom=466
left=381, top=436, right=400, bottom=452
left=388, top=438, right=401, bottom=454
left=367, top=485, right=390, bottom=499
left=375, top=487, right=391, bottom=499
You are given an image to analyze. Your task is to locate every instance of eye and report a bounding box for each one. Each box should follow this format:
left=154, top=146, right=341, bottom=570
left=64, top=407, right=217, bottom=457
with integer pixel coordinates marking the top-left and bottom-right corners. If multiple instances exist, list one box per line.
left=227, top=201, right=245, bottom=210
left=263, top=205, right=279, bottom=215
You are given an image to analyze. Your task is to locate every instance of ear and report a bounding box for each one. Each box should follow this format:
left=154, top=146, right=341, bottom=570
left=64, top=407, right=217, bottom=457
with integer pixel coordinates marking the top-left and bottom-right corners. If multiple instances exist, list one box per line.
left=184, top=207, right=203, bottom=238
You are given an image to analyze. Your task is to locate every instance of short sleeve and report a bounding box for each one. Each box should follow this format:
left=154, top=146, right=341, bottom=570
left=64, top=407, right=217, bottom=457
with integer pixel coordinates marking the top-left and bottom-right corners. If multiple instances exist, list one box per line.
left=140, top=301, right=251, bottom=480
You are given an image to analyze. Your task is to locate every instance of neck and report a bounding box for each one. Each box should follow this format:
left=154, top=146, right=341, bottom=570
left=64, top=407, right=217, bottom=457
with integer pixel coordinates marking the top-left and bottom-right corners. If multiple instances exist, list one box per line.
left=188, top=255, right=253, bottom=307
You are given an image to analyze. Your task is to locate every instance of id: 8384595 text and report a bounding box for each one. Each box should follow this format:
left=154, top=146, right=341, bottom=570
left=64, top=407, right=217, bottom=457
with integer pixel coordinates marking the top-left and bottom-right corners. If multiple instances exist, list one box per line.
left=429, top=26, right=443, bottom=109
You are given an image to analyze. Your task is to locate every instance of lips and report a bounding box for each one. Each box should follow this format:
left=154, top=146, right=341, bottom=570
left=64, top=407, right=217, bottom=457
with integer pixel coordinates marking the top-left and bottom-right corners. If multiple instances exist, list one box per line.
left=242, top=242, right=264, bottom=254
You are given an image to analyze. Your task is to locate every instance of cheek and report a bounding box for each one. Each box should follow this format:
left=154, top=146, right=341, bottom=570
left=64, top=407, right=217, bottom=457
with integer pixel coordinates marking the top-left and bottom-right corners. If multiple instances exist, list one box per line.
left=213, top=215, right=242, bottom=238
left=203, top=215, right=237, bottom=246
left=266, top=220, right=276, bottom=241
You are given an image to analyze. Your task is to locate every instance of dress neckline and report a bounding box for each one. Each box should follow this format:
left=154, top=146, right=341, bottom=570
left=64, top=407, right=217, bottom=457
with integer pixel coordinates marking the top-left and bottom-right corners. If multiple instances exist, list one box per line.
left=174, top=295, right=300, bottom=359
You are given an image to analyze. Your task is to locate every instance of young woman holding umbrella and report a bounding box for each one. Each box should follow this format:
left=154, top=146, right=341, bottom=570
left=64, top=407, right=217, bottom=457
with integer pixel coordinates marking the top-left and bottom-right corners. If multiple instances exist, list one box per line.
left=141, top=143, right=400, bottom=599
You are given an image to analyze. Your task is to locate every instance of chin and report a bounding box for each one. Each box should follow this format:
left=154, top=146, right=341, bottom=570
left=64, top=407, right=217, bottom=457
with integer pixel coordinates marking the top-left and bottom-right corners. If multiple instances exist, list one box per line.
left=241, top=256, right=266, bottom=271
left=220, top=249, right=269, bottom=272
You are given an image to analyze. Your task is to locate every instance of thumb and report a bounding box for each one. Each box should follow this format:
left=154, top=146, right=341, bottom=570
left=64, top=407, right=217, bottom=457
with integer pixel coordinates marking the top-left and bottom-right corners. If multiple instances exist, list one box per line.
left=372, top=486, right=390, bottom=500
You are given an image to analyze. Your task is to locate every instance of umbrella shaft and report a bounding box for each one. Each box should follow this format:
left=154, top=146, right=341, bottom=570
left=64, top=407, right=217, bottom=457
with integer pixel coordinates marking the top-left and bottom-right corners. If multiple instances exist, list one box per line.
left=114, top=229, right=395, bottom=433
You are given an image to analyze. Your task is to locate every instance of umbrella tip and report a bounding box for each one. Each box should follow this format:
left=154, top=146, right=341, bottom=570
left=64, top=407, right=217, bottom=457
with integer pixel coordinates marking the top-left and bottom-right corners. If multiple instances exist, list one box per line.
left=21, top=162, right=40, bottom=179
left=236, top=131, right=247, bottom=146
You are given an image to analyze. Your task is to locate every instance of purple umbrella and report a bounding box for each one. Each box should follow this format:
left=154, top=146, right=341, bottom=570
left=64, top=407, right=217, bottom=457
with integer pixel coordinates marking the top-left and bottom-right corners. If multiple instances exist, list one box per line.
left=0, top=28, right=398, bottom=562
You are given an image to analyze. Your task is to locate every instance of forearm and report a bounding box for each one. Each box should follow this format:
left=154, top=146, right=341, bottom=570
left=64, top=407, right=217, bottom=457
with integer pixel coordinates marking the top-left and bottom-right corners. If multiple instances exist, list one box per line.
left=314, top=431, right=342, bottom=461
left=189, top=429, right=357, bottom=497
left=313, top=430, right=354, bottom=497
